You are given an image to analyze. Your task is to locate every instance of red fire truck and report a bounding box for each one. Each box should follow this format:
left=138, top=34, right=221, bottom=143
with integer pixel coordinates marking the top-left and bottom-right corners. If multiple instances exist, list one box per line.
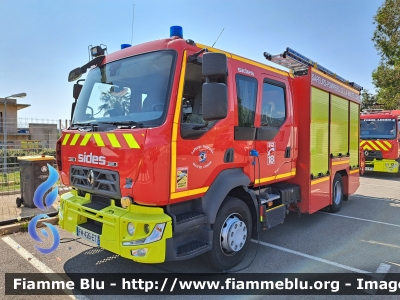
left=58, top=27, right=362, bottom=271
left=360, top=110, right=400, bottom=174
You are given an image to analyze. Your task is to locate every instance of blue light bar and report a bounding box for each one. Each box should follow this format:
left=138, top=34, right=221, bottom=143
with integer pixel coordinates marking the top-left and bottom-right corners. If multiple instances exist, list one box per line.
left=170, top=26, right=183, bottom=38
left=121, top=44, right=131, bottom=49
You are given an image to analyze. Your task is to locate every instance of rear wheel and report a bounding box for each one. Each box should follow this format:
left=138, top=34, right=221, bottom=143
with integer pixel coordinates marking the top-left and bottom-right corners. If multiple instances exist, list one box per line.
left=329, top=173, right=343, bottom=213
left=203, top=196, right=252, bottom=271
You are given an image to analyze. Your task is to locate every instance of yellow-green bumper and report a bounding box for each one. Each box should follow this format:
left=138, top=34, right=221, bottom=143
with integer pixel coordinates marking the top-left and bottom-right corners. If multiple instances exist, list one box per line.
left=58, top=191, right=172, bottom=263
left=365, top=159, right=399, bottom=173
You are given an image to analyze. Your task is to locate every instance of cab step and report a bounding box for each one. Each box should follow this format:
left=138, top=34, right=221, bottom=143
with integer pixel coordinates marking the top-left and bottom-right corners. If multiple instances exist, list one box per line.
left=176, top=211, right=206, bottom=224
left=165, top=227, right=213, bottom=261
left=172, top=211, right=207, bottom=233
left=177, top=240, right=209, bottom=256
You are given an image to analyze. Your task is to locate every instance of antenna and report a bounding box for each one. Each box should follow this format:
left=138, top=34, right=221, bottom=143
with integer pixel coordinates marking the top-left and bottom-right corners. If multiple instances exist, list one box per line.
left=131, top=4, right=135, bottom=45
left=212, top=28, right=224, bottom=47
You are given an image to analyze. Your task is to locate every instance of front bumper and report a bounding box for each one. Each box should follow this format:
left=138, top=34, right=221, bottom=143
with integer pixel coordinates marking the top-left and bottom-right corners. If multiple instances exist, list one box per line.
left=58, top=190, right=172, bottom=263
left=364, top=159, right=399, bottom=173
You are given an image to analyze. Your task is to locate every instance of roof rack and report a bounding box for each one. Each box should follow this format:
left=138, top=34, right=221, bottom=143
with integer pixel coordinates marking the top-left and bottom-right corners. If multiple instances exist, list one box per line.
left=264, top=47, right=363, bottom=92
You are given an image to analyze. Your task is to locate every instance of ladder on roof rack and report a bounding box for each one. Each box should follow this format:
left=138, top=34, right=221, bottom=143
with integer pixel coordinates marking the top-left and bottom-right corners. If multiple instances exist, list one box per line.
left=264, top=51, right=309, bottom=73
left=264, top=47, right=363, bottom=92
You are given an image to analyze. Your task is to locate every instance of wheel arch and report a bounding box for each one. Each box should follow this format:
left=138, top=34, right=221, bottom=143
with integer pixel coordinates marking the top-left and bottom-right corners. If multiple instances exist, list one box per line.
left=202, top=168, right=259, bottom=234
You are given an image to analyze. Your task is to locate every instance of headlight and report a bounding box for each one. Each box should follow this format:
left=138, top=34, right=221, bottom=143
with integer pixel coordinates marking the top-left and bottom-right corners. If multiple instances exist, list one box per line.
left=122, top=223, right=166, bottom=246
left=121, top=196, right=133, bottom=209
left=127, top=222, right=135, bottom=236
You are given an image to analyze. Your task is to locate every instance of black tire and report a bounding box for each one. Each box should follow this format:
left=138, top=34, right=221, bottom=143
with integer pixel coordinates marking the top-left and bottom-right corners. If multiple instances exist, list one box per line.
left=203, top=196, right=252, bottom=271
left=16, top=197, right=22, bottom=208
left=329, top=173, right=343, bottom=213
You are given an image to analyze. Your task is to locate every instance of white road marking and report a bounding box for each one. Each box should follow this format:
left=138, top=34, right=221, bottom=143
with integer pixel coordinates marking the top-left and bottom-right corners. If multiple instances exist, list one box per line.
left=358, top=182, right=400, bottom=189
left=350, top=195, right=399, bottom=202
left=251, top=239, right=370, bottom=274
left=364, top=263, right=391, bottom=295
left=1, top=236, right=89, bottom=300
left=319, top=212, right=400, bottom=228
left=375, top=263, right=391, bottom=274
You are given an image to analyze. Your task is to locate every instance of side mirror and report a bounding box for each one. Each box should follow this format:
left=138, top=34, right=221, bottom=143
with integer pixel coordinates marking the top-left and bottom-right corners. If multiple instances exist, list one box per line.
left=202, top=83, right=228, bottom=121
left=73, top=83, right=83, bottom=100
left=202, top=52, right=227, bottom=77
left=68, top=67, right=83, bottom=82
left=201, top=52, right=228, bottom=121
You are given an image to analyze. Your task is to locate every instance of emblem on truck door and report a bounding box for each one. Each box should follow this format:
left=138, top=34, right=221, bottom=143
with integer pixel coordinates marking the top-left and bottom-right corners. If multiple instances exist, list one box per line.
left=191, top=145, right=214, bottom=169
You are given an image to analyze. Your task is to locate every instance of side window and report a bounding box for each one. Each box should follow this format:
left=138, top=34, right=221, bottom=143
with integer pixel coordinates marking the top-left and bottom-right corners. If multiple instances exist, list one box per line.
left=236, top=74, right=258, bottom=127
left=180, top=62, right=215, bottom=139
left=261, top=81, right=286, bottom=127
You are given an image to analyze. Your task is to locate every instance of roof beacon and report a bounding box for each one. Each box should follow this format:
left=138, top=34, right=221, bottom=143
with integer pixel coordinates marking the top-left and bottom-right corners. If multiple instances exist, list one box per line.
left=170, top=26, right=183, bottom=38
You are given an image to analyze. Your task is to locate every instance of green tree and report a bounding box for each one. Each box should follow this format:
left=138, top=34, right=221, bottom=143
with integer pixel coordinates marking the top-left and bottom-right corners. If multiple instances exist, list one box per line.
left=360, top=89, right=378, bottom=110
left=371, top=0, right=400, bottom=109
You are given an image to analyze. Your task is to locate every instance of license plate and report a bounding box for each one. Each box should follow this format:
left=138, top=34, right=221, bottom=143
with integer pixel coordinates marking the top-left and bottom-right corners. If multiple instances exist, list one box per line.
left=77, top=226, right=100, bottom=246
left=365, top=167, right=374, bottom=171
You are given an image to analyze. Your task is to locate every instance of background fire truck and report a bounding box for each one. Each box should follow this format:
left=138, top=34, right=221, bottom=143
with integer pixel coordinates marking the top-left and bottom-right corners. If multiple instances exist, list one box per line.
left=360, top=110, right=400, bottom=174
left=58, top=26, right=362, bottom=271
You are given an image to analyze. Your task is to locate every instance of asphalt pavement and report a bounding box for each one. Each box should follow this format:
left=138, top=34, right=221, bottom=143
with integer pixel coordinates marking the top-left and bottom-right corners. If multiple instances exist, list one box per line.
left=2, top=173, right=400, bottom=299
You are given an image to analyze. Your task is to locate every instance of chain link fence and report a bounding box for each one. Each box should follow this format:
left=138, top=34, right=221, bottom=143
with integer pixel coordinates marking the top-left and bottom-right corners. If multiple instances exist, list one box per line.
left=0, top=118, right=70, bottom=223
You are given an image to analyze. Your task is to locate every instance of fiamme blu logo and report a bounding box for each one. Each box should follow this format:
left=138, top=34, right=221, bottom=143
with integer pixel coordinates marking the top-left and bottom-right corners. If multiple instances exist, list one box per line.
left=27, top=164, right=60, bottom=254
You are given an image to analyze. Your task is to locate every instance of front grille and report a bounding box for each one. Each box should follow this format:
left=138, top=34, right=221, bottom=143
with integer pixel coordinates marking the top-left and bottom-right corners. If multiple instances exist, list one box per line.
left=70, top=166, right=121, bottom=199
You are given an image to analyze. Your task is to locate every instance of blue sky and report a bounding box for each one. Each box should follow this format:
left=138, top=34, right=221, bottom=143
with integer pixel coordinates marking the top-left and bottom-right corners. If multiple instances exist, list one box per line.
left=0, top=0, right=384, bottom=121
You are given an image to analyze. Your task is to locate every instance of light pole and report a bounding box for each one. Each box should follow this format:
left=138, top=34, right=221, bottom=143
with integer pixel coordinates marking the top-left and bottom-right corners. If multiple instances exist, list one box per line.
left=3, top=93, right=27, bottom=176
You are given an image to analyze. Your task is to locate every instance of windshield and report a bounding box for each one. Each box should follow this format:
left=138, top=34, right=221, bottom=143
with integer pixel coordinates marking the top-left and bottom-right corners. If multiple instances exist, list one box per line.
left=360, top=118, right=397, bottom=140
left=72, top=50, right=176, bottom=127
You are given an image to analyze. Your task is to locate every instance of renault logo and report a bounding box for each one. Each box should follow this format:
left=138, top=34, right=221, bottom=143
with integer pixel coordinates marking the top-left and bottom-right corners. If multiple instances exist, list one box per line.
left=87, top=170, right=95, bottom=185
left=364, top=150, right=369, bottom=156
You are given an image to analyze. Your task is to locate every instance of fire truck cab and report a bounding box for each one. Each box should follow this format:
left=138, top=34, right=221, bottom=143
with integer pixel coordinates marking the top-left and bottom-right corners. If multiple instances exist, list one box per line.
left=58, top=27, right=362, bottom=271
left=360, top=110, right=400, bottom=174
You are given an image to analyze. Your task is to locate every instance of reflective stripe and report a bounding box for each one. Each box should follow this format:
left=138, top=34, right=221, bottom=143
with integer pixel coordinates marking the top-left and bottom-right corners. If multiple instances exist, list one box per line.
left=311, top=177, right=330, bottom=185
left=123, top=134, right=140, bottom=149
left=255, top=170, right=295, bottom=185
left=170, top=51, right=187, bottom=195
left=383, top=141, right=392, bottom=148
left=375, top=141, right=388, bottom=151
left=70, top=134, right=80, bottom=146
left=80, top=134, right=92, bottom=146
left=62, top=134, right=70, bottom=145
left=361, top=140, right=393, bottom=151
left=332, top=160, right=350, bottom=166
left=107, top=133, right=121, bottom=148
left=171, top=187, right=209, bottom=200
left=93, top=133, right=105, bottom=147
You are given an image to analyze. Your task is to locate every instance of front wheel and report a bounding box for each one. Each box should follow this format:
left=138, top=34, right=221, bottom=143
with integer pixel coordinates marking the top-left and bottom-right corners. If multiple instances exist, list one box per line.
left=329, top=173, right=343, bottom=213
left=203, top=196, right=252, bottom=271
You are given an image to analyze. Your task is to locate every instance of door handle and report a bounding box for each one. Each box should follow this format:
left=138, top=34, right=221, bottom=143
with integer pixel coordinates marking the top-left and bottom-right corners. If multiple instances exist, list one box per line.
left=284, top=146, right=291, bottom=158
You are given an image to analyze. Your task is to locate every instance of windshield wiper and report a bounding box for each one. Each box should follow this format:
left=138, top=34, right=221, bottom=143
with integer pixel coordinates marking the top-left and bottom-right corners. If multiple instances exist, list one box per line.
left=71, top=122, right=96, bottom=127
left=98, top=121, right=143, bottom=128
left=69, top=122, right=99, bottom=132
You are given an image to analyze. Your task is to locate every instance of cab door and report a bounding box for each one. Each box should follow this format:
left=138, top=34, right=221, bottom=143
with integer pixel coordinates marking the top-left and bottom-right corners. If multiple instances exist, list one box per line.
left=253, top=77, right=294, bottom=185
